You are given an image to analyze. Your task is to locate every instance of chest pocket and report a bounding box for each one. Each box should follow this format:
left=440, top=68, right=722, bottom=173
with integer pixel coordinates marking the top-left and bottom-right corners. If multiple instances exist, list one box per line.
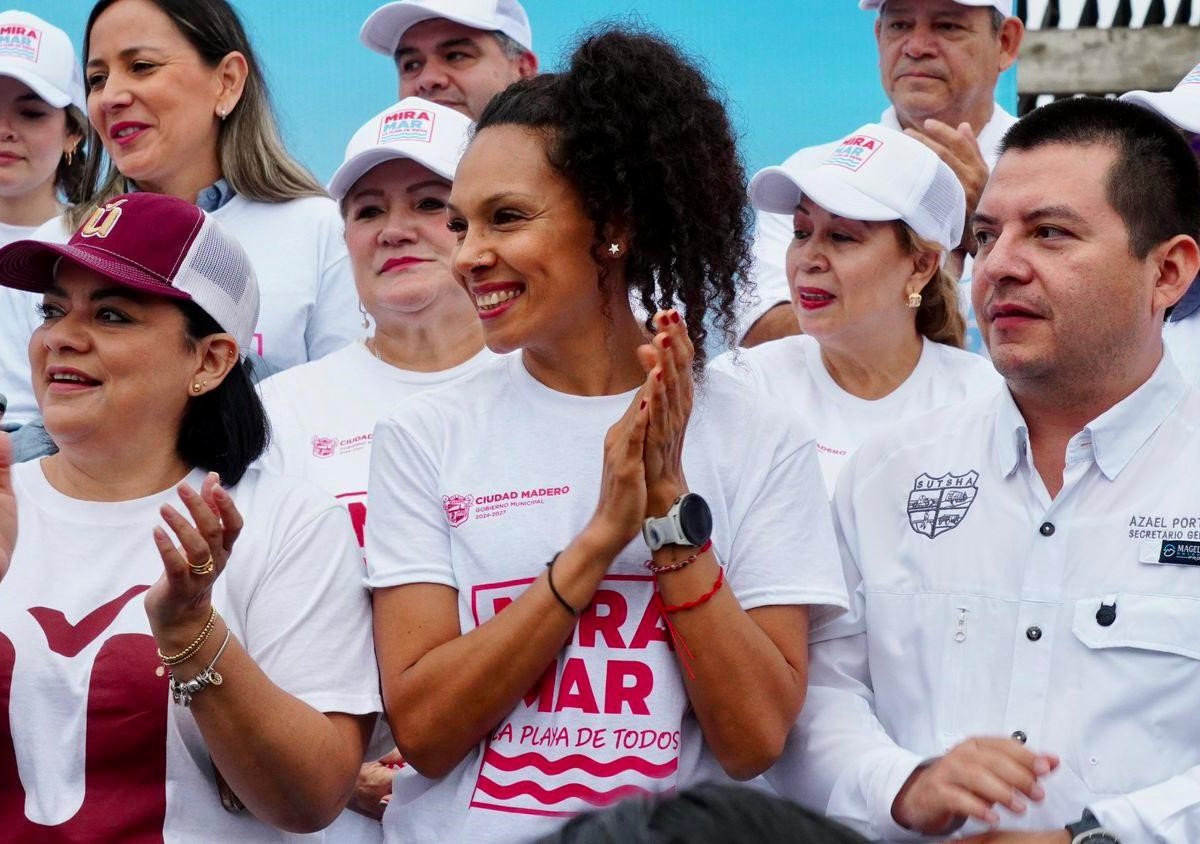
left=1066, top=593, right=1200, bottom=793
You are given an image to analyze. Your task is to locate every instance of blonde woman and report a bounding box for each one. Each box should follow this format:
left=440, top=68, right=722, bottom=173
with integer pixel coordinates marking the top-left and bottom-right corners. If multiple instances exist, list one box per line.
left=720, top=125, right=1001, bottom=495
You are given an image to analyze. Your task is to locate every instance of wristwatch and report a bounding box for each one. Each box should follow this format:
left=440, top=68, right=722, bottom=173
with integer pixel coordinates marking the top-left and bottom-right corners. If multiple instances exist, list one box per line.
left=1066, top=810, right=1119, bottom=844
left=642, top=493, right=712, bottom=551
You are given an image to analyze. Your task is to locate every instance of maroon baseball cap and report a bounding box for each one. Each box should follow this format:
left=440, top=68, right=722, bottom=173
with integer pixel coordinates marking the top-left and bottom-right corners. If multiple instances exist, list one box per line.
left=0, top=192, right=260, bottom=350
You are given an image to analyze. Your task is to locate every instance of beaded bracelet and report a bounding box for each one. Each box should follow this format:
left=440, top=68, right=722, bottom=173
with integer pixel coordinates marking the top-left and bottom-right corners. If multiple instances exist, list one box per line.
left=644, top=539, right=713, bottom=574
left=657, top=567, right=724, bottom=614
left=545, top=553, right=580, bottom=617
left=170, top=628, right=232, bottom=707
left=157, top=606, right=217, bottom=667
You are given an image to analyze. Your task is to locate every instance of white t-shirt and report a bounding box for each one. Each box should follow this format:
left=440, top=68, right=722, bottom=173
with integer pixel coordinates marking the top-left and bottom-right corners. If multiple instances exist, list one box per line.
left=29, top=194, right=362, bottom=374
left=0, top=220, right=49, bottom=426
left=0, top=463, right=380, bottom=841
left=258, top=341, right=498, bottom=556
left=737, top=103, right=1019, bottom=354
left=364, top=352, right=849, bottom=844
left=712, top=335, right=1002, bottom=495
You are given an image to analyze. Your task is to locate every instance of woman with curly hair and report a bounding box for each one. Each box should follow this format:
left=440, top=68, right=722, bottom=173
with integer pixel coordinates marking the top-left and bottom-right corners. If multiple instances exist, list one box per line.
left=727, top=124, right=1000, bottom=496
left=365, top=27, right=848, bottom=844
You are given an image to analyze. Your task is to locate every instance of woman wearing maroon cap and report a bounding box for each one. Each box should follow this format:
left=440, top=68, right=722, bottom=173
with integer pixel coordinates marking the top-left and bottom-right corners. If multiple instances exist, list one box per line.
left=0, top=192, right=379, bottom=839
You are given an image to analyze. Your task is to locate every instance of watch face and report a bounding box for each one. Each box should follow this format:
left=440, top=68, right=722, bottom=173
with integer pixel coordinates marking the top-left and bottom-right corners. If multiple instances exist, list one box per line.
left=678, top=494, right=713, bottom=546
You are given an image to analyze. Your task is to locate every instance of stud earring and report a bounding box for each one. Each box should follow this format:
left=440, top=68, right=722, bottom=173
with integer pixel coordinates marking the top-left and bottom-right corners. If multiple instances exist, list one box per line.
left=217, top=107, right=227, bottom=121
left=191, top=382, right=204, bottom=394
left=608, top=243, right=621, bottom=257
left=906, top=291, right=922, bottom=309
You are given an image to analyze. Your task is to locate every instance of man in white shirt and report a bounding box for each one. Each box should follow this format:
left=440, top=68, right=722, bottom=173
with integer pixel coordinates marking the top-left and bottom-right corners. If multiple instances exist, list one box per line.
left=360, top=0, right=538, bottom=120
left=773, top=97, right=1200, bottom=843
left=742, top=0, right=1022, bottom=348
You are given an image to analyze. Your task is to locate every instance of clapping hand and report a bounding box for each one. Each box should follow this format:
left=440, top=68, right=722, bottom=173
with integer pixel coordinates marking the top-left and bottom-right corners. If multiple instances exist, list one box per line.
left=637, top=310, right=695, bottom=515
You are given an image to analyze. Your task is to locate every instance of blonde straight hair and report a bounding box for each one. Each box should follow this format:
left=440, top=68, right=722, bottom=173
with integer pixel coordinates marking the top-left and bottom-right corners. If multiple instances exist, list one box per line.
left=896, top=223, right=967, bottom=348
left=69, top=0, right=325, bottom=229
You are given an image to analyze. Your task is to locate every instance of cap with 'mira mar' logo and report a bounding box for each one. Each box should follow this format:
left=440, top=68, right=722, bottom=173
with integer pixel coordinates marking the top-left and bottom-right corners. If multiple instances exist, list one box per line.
left=0, top=193, right=260, bottom=352
left=328, top=97, right=472, bottom=201
left=748, top=123, right=966, bottom=258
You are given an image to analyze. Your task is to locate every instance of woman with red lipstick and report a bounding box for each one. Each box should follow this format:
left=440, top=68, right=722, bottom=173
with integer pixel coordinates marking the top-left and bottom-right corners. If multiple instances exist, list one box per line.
left=0, top=10, right=87, bottom=441
left=257, top=97, right=492, bottom=841
left=732, top=123, right=1000, bottom=496
left=0, top=192, right=379, bottom=839
left=31, top=0, right=361, bottom=379
left=364, top=29, right=848, bottom=844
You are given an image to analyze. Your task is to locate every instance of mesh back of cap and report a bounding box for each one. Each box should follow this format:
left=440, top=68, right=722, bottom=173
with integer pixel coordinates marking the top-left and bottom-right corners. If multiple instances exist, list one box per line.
left=174, top=218, right=259, bottom=350
left=915, top=163, right=965, bottom=248
left=189, top=224, right=249, bottom=304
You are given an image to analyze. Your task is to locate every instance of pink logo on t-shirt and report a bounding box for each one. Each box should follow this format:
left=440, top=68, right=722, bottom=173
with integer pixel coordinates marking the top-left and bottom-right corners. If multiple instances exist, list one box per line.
left=443, top=494, right=474, bottom=527
left=311, top=436, right=337, bottom=458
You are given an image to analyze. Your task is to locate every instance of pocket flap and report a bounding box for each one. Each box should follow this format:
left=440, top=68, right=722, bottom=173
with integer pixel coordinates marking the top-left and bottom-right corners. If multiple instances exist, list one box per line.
left=1071, top=594, right=1200, bottom=660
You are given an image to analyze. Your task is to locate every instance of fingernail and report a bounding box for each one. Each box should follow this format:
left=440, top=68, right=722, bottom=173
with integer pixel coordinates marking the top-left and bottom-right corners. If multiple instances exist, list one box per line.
left=662, top=336, right=672, bottom=348
left=1011, top=796, right=1026, bottom=813
left=1033, top=758, right=1050, bottom=775
left=670, top=312, right=681, bottom=324
left=984, top=810, right=1000, bottom=826
left=1030, top=784, right=1045, bottom=801
left=209, top=471, right=220, bottom=483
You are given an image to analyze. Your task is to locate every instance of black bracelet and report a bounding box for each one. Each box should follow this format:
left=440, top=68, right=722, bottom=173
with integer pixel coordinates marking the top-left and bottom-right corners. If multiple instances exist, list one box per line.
left=544, top=553, right=580, bottom=617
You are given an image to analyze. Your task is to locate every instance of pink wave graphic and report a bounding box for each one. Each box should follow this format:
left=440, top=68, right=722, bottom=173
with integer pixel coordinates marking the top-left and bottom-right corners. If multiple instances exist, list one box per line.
left=475, top=775, right=652, bottom=807
left=484, top=748, right=677, bottom=779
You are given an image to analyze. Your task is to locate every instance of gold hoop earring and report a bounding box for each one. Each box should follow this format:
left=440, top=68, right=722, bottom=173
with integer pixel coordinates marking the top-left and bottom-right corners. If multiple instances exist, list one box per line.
left=906, top=291, right=922, bottom=309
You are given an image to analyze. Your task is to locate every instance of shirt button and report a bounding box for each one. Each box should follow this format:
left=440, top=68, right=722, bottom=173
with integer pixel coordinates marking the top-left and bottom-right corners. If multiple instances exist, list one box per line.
left=1039, top=522, right=1055, bottom=537
left=1026, top=626, right=1042, bottom=641
left=1012, top=730, right=1027, bottom=744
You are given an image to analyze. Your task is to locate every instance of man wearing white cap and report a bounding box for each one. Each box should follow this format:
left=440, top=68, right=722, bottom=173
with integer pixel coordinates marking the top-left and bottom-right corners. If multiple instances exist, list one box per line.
left=741, top=0, right=1022, bottom=348
left=360, top=0, right=538, bottom=120
left=771, top=96, right=1200, bottom=844
left=1122, top=62, right=1200, bottom=388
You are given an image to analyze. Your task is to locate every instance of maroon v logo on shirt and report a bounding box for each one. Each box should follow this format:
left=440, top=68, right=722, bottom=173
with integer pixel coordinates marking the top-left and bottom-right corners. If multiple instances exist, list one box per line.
left=27, top=585, right=151, bottom=658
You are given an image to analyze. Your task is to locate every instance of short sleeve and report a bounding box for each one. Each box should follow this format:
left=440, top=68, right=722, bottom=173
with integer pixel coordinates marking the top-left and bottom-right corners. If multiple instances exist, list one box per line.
left=364, top=409, right=455, bottom=590
left=238, top=493, right=380, bottom=715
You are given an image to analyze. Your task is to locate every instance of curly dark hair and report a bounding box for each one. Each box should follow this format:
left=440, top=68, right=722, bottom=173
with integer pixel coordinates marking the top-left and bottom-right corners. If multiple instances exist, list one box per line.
left=475, top=27, right=753, bottom=369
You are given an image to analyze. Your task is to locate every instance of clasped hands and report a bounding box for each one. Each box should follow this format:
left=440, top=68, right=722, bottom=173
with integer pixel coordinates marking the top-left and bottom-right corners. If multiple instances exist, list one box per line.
left=590, top=310, right=695, bottom=552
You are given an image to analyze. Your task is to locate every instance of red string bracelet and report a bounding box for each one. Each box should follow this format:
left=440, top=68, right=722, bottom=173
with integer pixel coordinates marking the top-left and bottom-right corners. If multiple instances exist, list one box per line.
left=644, top=539, right=713, bottom=574
left=657, top=567, right=724, bottom=614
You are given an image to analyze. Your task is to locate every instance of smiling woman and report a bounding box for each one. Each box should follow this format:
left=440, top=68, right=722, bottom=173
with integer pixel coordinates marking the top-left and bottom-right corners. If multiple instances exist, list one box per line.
left=26, top=0, right=364, bottom=380
left=0, top=192, right=380, bottom=840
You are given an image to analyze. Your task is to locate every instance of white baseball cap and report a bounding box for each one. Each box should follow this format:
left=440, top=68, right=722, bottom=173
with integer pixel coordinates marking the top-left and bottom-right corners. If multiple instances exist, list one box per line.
left=0, top=10, right=85, bottom=113
left=1121, top=62, right=1200, bottom=133
left=328, top=97, right=473, bottom=201
left=859, top=0, right=1013, bottom=15
left=361, top=0, right=533, bottom=57
left=749, top=123, right=966, bottom=255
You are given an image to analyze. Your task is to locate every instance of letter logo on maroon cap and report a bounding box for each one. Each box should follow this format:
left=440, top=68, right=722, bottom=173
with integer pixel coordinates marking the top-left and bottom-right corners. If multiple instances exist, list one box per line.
left=78, top=199, right=127, bottom=240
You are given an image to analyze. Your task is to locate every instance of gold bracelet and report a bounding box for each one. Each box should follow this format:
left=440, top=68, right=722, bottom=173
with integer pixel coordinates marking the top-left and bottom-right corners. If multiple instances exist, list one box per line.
left=157, top=607, right=217, bottom=667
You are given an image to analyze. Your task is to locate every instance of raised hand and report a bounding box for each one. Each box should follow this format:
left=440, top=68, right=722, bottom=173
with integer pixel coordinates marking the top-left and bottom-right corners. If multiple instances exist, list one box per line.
left=636, top=310, right=695, bottom=516
left=0, top=433, right=15, bottom=581
left=891, top=736, right=1059, bottom=836
left=144, top=472, right=244, bottom=650
left=585, top=382, right=653, bottom=557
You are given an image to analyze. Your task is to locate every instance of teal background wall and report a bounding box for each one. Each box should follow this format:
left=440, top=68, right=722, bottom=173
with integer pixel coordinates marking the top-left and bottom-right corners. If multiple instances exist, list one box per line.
left=28, top=0, right=1016, bottom=182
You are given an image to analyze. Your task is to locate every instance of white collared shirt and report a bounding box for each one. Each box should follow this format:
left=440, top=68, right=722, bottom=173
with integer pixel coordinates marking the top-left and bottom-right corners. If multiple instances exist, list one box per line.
left=769, top=355, right=1200, bottom=842
left=737, top=103, right=1018, bottom=346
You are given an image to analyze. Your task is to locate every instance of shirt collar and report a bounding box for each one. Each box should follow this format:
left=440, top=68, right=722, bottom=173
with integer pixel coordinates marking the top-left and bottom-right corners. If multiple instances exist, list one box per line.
left=127, top=178, right=236, bottom=213
left=1168, top=275, right=1200, bottom=322
left=994, top=352, right=1188, bottom=480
